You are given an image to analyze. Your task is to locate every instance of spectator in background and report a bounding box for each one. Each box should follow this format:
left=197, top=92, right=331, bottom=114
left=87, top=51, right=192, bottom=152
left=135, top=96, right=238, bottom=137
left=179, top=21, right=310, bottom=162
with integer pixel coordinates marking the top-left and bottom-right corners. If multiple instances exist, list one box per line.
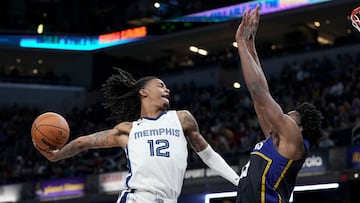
left=352, top=122, right=360, bottom=145
left=318, top=130, right=335, bottom=148
left=351, top=97, right=360, bottom=123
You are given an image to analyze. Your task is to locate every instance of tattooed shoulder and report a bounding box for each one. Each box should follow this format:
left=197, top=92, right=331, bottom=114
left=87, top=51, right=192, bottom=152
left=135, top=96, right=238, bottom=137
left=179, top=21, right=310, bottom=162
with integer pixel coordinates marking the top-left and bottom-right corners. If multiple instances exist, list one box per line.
left=178, top=110, right=199, bottom=133
left=114, top=121, right=132, bottom=136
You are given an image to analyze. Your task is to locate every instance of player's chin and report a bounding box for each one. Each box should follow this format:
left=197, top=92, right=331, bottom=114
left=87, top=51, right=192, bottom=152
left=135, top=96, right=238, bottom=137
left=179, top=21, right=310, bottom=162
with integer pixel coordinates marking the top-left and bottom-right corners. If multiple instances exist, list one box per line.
left=162, top=100, right=170, bottom=109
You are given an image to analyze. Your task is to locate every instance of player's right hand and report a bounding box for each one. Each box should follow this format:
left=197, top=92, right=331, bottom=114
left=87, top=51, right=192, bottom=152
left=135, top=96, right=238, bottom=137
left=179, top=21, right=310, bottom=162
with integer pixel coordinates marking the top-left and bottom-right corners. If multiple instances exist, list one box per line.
left=33, top=139, right=59, bottom=162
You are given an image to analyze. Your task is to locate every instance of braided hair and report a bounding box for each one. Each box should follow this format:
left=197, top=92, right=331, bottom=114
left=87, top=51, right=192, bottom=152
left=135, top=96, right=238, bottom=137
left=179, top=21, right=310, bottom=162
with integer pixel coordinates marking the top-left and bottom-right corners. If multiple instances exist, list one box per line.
left=101, top=68, right=158, bottom=123
left=295, top=102, right=323, bottom=148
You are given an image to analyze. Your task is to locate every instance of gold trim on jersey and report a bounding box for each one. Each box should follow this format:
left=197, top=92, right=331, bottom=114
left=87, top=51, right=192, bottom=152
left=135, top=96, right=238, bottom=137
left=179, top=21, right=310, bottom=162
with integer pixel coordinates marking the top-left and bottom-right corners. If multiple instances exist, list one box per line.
left=251, top=151, right=294, bottom=203
left=274, top=159, right=293, bottom=203
left=273, top=159, right=293, bottom=190
left=277, top=194, right=282, bottom=203
left=251, top=151, right=272, bottom=203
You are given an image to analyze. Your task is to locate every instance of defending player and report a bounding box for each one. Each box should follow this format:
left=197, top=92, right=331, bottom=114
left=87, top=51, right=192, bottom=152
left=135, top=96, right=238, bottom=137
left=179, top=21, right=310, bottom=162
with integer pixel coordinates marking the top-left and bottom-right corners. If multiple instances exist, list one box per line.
left=235, top=6, right=323, bottom=203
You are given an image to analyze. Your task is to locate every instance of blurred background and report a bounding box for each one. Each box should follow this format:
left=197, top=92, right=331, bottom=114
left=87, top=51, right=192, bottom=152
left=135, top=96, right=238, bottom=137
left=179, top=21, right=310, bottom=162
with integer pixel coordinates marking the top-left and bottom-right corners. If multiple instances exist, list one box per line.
left=0, top=0, right=359, bottom=202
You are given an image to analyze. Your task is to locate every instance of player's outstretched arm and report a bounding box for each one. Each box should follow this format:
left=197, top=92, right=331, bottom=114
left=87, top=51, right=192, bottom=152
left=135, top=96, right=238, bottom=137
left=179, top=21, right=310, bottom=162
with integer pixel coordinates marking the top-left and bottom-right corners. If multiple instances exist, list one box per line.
left=34, top=122, right=130, bottom=162
left=235, top=5, right=270, bottom=97
left=178, top=110, right=240, bottom=186
left=235, top=6, right=286, bottom=135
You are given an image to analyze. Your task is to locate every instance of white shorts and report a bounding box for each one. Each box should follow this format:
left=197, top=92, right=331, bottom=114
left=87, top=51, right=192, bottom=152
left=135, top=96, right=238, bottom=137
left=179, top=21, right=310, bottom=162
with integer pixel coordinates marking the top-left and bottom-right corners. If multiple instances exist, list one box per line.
left=117, top=189, right=177, bottom=203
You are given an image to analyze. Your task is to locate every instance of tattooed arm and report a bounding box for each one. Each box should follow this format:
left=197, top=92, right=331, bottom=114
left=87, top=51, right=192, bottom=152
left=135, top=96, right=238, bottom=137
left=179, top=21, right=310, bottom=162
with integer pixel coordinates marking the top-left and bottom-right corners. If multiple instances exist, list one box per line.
left=177, top=110, right=208, bottom=152
left=177, top=110, right=240, bottom=186
left=34, top=122, right=131, bottom=162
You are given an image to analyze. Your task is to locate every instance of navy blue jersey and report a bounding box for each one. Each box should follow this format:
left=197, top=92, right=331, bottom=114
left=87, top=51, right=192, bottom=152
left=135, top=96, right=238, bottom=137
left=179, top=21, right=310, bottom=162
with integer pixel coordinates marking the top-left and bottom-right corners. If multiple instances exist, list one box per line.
left=236, top=137, right=310, bottom=203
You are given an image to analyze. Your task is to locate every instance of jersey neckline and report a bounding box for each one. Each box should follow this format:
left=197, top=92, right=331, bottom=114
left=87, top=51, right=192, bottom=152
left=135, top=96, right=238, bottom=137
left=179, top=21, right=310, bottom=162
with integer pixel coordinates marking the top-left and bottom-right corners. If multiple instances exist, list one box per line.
left=142, top=111, right=168, bottom=120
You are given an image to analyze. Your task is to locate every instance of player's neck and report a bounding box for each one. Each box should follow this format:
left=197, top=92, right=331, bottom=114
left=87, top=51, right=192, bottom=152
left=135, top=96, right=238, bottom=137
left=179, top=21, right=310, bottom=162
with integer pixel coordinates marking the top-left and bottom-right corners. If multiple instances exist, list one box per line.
left=140, top=107, right=165, bottom=119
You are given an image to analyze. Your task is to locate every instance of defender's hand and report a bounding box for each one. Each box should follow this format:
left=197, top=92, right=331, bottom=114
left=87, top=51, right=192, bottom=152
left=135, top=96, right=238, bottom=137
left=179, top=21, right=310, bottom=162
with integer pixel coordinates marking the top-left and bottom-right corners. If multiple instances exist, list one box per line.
left=235, top=5, right=260, bottom=42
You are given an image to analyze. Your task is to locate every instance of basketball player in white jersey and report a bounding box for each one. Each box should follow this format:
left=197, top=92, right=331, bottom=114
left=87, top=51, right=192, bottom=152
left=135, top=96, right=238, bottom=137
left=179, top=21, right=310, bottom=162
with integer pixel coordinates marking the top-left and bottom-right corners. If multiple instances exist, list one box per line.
left=34, top=68, right=240, bottom=203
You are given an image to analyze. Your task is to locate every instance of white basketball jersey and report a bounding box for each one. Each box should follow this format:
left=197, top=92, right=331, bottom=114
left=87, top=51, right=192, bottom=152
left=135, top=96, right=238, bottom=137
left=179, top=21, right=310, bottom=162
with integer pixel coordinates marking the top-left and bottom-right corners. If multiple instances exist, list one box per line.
left=125, top=110, right=188, bottom=200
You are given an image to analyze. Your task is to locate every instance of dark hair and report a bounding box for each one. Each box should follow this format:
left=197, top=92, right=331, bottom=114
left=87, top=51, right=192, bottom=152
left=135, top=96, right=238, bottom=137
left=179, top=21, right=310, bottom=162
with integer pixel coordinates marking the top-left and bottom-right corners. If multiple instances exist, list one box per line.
left=101, top=68, right=158, bottom=123
left=295, top=102, right=323, bottom=147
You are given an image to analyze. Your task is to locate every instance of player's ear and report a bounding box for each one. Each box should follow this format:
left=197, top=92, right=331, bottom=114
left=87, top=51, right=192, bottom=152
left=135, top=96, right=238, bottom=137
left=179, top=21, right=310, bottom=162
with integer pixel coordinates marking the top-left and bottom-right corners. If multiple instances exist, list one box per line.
left=298, top=125, right=303, bottom=132
left=139, top=88, right=148, bottom=97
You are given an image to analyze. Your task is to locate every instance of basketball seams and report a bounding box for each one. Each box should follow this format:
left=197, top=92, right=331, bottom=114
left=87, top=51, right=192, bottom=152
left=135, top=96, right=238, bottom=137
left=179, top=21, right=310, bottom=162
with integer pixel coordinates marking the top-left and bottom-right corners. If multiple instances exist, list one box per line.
left=33, top=128, right=52, bottom=150
left=31, top=112, right=70, bottom=150
left=32, top=114, right=68, bottom=134
left=34, top=113, right=62, bottom=124
left=35, top=124, right=70, bottom=134
left=35, top=126, right=67, bottom=145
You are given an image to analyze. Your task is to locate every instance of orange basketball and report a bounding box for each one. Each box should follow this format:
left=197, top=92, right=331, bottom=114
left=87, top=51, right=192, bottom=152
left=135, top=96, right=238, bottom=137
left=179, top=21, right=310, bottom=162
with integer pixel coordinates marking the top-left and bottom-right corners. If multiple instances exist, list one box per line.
left=31, top=112, right=70, bottom=151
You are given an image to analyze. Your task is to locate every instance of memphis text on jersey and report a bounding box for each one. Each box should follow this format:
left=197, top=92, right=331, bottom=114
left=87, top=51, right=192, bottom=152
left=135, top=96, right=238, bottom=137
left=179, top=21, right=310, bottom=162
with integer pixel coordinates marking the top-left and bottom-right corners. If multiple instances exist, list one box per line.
left=134, top=128, right=180, bottom=139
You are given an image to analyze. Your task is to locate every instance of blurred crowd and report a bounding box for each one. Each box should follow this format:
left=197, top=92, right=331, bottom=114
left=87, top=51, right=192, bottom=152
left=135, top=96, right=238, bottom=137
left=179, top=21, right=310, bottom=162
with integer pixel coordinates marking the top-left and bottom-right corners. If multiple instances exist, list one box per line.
left=0, top=63, right=71, bottom=85
left=0, top=49, right=359, bottom=186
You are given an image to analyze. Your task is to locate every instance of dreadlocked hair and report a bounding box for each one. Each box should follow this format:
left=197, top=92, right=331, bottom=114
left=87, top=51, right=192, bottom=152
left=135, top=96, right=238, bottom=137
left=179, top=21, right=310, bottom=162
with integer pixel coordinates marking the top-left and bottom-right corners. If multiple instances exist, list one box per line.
left=295, top=102, right=323, bottom=148
left=101, top=68, right=157, bottom=123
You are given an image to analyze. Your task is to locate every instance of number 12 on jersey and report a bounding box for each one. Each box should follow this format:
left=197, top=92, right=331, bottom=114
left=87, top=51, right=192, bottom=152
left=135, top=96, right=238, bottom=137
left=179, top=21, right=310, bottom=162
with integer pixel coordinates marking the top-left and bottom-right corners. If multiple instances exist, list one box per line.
left=147, top=139, right=170, bottom=157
